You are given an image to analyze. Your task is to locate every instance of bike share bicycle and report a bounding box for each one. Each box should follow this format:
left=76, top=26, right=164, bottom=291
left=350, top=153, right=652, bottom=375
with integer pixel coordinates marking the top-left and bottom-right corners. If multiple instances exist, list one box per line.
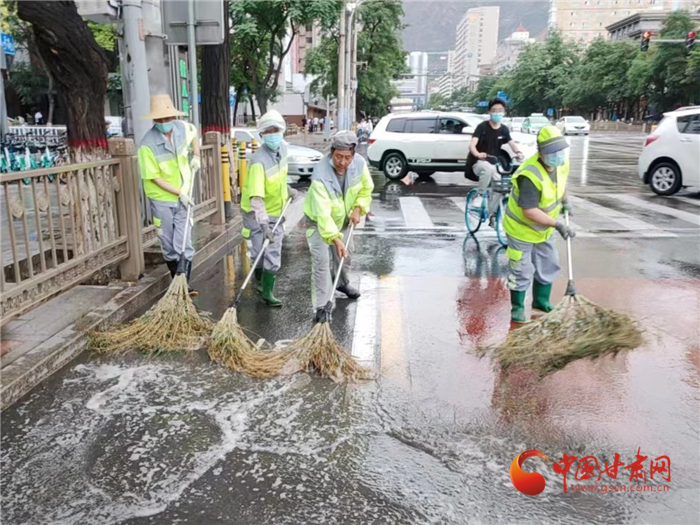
left=464, top=155, right=515, bottom=247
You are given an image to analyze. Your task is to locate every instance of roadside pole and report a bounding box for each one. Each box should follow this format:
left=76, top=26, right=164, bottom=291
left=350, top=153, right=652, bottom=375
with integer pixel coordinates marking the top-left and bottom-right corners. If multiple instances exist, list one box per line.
left=350, top=10, right=358, bottom=128
left=337, top=0, right=346, bottom=132
left=142, top=0, right=169, bottom=95
left=187, top=0, right=200, bottom=132
left=121, top=0, right=151, bottom=145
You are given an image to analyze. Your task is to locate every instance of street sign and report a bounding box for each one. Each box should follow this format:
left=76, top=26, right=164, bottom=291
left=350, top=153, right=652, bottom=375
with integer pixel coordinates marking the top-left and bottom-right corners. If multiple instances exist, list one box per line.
left=497, top=91, right=512, bottom=105
left=162, top=0, right=225, bottom=46
left=477, top=100, right=489, bottom=108
left=547, top=108, right=554, bottom=116
left=229, top=94, right=235, bottom=107
left=1, top=33, right=16, bottom=56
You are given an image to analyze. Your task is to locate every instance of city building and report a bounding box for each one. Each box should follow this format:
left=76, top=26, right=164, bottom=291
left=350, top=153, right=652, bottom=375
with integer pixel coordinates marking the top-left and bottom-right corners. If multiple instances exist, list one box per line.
left=607, top=9, right=700, bottom=39
left=391, top=51, right=429, bottom=107
left=294, top=22, right=323, bottom=74
left=438, top=74, right=455, bottom=99
left=494, top=27, right=536, bottom=73
left=548, top=0, right=699, bottom=45
left=453, top=6, right=500, bottom=91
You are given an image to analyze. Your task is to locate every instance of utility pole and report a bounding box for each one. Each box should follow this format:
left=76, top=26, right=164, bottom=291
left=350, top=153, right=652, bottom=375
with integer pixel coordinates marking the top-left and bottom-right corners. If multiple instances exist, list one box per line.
left=142, top=0, right=169, bottom=95
left=350, top=12, right=358, bottom=125
left=121, top=0, right=152, bottom=145
left=344, top=8, right=352, bottom=130
left=187, top=0, right=200, bottom=131
left=337, top=0, right=346, bottom=132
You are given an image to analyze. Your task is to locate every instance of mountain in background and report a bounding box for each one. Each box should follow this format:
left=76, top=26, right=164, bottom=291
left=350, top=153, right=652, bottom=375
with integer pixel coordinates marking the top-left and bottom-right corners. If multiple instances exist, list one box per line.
left=402, top=1, right=550, bottom=52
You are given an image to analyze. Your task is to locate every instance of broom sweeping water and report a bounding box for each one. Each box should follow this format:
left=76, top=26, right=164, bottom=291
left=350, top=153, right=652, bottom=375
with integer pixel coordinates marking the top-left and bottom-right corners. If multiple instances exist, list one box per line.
left=490, top=211, right=643, bottom=375
left=90, top=168, right=212, bottom=354
left=208, top=198, right=294, bottom=378
left=282, top=223, right=371, bottom=383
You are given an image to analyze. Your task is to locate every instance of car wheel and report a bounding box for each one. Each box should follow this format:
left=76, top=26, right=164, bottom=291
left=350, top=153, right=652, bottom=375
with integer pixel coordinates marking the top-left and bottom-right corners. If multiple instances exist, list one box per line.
left=383, top=153, right=408, bottom=180
left=649, top=162, right=682, bottom=196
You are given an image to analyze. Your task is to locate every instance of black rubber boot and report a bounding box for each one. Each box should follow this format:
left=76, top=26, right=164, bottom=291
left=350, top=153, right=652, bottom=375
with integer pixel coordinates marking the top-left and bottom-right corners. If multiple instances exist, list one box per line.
left=336, top=284, right=360, bottom=300
left=185, top=260, right=198, bottom=297
left=166, top=260, right=178, bottom=279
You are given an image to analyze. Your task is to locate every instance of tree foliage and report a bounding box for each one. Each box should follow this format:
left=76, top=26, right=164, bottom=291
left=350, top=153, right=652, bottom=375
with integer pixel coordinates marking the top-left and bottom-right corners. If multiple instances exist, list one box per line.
left=229, top=0, right=339, bottom=114
left=305, top=0, right=406, bottom=119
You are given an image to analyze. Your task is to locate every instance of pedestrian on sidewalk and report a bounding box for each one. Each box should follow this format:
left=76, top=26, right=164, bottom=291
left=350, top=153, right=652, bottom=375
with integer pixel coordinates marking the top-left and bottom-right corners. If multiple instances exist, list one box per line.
left=503, top=125, right=575, bottom=323
left=138, top=95, right=201, bottom=296
left=313, top=116, right=319, bottom=133
left=240, top=110, right=299, bottom=307
left=303, top=130, right=374, bottom=322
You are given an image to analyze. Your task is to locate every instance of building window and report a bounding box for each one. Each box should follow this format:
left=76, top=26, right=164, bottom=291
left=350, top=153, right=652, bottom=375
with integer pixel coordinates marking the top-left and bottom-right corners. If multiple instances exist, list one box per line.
left=305, top=24, right=312, bottom=32
left=306, top=37, right=313, bottom=44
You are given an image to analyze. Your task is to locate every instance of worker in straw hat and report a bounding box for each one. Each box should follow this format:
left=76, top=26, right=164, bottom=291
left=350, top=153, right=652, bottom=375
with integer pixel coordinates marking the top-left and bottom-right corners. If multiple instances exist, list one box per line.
left=303, top=130, right=374, bottom=323
left=503, top=125, right=576, bottom=323
left=137, top=94, right=200, bottom=296
left=240, top=110, right=299, bottom=307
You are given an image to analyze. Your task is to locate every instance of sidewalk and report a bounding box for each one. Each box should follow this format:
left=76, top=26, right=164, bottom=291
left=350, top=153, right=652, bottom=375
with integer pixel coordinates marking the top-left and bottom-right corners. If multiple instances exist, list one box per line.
left=286, top=131, right=332, bottom=152
left=0, top=214, right=244, bottom=410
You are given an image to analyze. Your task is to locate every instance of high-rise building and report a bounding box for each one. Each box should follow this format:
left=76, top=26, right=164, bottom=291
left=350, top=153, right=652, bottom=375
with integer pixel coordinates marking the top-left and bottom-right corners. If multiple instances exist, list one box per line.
left=548, top=0, right=698, bottom=44
left=494, top=27, right=536, bottom=73
left=294, top=22, right=323, bottom=74
left=453, top=6, right=500, bottom=91
left=392, top=51, right=430, bottom=107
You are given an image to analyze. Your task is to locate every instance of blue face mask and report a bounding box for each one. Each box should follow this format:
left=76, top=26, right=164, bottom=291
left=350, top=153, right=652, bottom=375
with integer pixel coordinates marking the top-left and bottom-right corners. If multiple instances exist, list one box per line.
left=490, top=112, right=504, bottom=124
left=543, top=150, right=567, bottom=167
left=155, top=122, right=174, bottom=134
left=263, top=132, right=284, bottom=150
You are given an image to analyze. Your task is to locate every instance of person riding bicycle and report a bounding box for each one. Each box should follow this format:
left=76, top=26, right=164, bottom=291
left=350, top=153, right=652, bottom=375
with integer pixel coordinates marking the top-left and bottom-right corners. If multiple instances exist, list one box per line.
left=468, top=98, right=525, bottom=219
left=503, top=125, right=576, bottom=323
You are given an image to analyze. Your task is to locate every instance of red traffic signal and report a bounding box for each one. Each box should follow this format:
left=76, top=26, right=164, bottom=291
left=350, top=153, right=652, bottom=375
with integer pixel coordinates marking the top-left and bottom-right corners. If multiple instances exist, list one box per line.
left=641, top=31, right=651, bottom=52
left=687, top=31, right=696, bottom=52
left=644, top=31, right=652, bottom=39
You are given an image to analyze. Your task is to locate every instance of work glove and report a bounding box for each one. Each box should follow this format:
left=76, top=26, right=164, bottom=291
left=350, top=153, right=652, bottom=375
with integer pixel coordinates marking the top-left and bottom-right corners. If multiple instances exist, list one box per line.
left=262, top=223, right=275, bottom=243
left=554, top=221, right=576, bottom=240
left=178, top=192, right=194, bottom=209
left=189, top=155, right=201, bottom=173
left=561, top=200, right=573, bottom=217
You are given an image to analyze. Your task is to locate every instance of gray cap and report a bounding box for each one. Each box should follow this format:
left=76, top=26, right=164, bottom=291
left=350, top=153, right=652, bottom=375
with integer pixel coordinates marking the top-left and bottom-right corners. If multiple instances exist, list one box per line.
left=331, top=130, right=358, bottom=150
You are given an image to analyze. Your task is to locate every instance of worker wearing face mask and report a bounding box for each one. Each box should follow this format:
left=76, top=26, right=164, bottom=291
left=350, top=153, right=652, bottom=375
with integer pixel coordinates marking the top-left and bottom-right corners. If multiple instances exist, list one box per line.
left=503, top=125, right=576, bottom=323
left=240, top=110, right=299, bottom=307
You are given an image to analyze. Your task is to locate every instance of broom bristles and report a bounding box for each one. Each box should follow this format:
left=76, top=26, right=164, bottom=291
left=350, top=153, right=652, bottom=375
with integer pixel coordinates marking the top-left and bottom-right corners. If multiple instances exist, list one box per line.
left=90, top=274, right=212, bottom=354
left=489, top=293, right=643, bottom=375
left=207, top=307, right=296, bottom=378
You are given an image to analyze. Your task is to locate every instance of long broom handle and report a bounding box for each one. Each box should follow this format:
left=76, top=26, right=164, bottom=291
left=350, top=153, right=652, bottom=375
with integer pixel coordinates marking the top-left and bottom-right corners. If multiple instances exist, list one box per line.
left=564, top=210, right=576, bottom=295
left=328, top=222, right=356, bottom=304
left=233, top=197, right=293, bottom=306
left=176, top=165, right=199, bottom=273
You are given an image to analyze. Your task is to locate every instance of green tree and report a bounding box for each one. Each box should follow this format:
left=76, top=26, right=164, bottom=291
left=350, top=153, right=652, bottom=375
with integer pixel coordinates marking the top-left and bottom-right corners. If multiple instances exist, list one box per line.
left=427, top=93, right=447, bottom=109
left=306, top=0, right=406, bottom=119
left=229, top=0, right=339, bottom=114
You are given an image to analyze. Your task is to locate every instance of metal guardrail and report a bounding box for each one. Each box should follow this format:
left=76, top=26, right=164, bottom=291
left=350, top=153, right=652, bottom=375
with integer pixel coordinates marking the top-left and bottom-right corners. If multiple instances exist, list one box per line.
left=1, top=159, right=129, bottom=324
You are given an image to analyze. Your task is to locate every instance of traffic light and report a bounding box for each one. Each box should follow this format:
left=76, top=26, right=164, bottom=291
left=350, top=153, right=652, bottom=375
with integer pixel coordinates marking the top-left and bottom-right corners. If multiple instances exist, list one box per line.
left=687, top=31, right=696, bottom=52
left=641, top=31, right=651, bottom=52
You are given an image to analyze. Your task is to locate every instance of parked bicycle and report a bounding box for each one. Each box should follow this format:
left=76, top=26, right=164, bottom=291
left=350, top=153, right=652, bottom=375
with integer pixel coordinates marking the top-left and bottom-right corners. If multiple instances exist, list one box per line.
left=464, top=155, right=516, bottom=247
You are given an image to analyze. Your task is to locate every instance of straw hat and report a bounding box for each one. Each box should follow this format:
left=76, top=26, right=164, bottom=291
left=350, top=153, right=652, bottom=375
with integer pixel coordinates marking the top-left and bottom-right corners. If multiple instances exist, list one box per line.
left=142, top=94, right=185, bottom=120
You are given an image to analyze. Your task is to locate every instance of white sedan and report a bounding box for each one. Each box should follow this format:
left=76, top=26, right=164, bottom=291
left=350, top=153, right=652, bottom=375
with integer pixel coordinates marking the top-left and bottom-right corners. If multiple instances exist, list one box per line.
left=556, top=116, right=590, bottom=136
left=231, top=128, right=323, bottom=179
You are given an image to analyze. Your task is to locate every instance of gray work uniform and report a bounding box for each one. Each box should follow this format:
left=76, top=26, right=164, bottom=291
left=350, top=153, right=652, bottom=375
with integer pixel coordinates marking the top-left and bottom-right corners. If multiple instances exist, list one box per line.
left=506, top=166, right=561, bottom=291
left=140, top=121, right=195, bottom=263
left=241, top=143, right=288, bottom=273
left=305, top=155, right=368, bottom=309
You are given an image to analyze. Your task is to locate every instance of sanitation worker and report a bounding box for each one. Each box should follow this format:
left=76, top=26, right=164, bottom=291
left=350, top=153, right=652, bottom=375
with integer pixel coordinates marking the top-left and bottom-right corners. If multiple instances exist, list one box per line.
left=503, top=125, right=576, bottom=323
left=303, top=131, right=374, bottom=322
left=137, top=94, right=200, bottom=296
left=240, top=110, right=299, bottom=307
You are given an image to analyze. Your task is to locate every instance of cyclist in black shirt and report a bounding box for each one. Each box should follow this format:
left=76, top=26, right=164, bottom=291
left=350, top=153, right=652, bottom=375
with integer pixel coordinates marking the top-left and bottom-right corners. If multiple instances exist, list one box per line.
left=468, top=98, right=524, bottom=215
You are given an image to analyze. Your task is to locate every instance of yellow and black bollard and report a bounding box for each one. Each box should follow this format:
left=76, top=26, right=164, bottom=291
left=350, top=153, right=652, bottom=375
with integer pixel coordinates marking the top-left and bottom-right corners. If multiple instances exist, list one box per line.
left=238, top=141, right=247, bottom=191
left=251, top=139, right=259, bottom=156
left=221, top=142, right=233, bottom=219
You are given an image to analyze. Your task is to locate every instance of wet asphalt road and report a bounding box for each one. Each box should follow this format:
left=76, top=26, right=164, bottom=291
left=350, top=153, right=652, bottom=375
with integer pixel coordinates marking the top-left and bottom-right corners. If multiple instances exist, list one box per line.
left=2, top=135, right=699, bottom=525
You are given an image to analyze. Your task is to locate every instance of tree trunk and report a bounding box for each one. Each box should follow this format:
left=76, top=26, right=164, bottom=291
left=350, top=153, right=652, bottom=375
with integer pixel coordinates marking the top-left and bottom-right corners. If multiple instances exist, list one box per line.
left=46, top=72, right=55, bottom=125
left=18, top=0, right=109, bottom=161
left=201, top=0, right=230, bottom=136
left=18, top=1, right=110, bottom=256
left=250, top=99, right=257, bottom=121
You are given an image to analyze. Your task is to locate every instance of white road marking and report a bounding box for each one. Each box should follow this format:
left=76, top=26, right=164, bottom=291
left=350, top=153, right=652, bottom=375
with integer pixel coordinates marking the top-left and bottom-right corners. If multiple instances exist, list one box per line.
left=674, top=196, right=700, bottom=207
left=450, top=196, right=466, bottom=213
left=399, top=196, right=434, bottom=229
left=568, top=195, right=677, bottom=238
left=351, top=273, right=378, bottom=369
left=608, top=194, right=700, bottom=227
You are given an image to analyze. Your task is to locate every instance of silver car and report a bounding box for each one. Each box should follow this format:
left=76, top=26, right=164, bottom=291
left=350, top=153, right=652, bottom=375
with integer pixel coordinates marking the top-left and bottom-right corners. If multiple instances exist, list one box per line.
left=231, top=128, right=323, bottom=179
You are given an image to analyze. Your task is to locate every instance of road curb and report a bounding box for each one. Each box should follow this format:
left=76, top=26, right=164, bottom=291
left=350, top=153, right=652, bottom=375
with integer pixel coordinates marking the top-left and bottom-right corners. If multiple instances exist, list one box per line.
left=0, top=217, right=243, bottom=411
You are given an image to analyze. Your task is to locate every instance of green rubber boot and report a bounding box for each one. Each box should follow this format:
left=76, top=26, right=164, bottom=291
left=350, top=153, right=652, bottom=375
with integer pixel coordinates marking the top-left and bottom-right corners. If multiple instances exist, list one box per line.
left=510, top=290, right=527, bottom=323
left=254, top=268, right=264, bottom=293
left=532, top=281, right=554, bottom=313
left=261, top=270, right=282, bottom=307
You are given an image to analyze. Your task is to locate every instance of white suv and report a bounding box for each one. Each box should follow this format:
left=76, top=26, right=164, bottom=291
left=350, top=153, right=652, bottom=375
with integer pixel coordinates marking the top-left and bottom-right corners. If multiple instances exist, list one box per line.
left=367, top=111, right=536, bottom=180
left=638, top=108, right=700, bottom=195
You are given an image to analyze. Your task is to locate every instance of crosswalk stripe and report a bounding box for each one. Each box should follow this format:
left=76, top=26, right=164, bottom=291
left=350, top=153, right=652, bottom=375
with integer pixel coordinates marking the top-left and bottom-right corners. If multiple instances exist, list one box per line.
left=608, top=194, right=700, bottom=227
left=449, top=196, right=466, bottom=214
left=351, top=273, right=378, bottom=369
left=567, top=195, right=677, bottom=238
left=399, top=196, right=434, bottom=229
left=675, top=196, right=700, bottom=207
